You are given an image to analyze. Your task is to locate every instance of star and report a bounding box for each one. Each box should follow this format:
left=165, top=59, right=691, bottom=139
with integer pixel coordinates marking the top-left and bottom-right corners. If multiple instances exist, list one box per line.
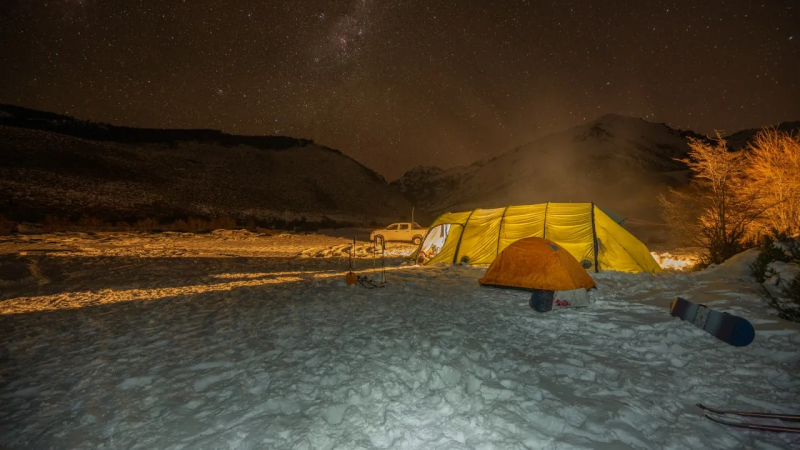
left=0, top=0, right=796, bottom=180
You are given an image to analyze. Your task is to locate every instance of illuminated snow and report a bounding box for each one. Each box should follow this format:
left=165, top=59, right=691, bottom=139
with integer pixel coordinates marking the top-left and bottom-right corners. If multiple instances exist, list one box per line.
left=1, top=231, right=798, bottom=449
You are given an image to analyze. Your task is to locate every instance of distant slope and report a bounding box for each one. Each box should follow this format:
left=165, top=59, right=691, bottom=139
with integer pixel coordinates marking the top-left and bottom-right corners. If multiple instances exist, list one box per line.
left=0, top=106, right=410, bottom=225
left=392, top=115, right=799, bottom=221
left=724, top=121, right=800, bottom=150
left=0, top=104, right=312, bottom=150
left=393, top=114, right=702, bottom=220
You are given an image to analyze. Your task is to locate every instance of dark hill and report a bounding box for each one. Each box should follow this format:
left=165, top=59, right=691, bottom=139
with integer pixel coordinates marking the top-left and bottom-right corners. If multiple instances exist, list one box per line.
left=0, top=104, right=311, bottom=150
left=0, top=105, right=410, bottom=227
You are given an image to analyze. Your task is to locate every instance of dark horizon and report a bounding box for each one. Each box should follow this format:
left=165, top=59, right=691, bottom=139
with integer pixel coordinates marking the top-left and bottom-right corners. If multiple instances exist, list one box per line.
left=1, top=1, right=798, bottom=179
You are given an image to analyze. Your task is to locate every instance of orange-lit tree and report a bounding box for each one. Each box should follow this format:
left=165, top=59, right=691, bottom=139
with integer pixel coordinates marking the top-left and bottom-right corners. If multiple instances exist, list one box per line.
left=660, top=133, right=767, bottom=264
left=742, top=128, right=800, bottom=238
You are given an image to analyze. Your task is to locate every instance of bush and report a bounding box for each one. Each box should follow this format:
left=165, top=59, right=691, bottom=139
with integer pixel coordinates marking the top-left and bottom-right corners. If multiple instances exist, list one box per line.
left=662, top=127, right=800, bottom=264
left=78, top=215, right=111, bottom=231
left=690, top=255, right=712, bottom=272
left=766, top=274, right=800, bottom=323
left=186, top=217, right=209, bottom=232
left=742, top=128, right=800, bottom=238
left=209, top=215, right=237, bottom=230
left=42, top=215, right=73, bottom=232
left=660, top=133, right=765, bottom=264
left=133, top=218, right=160, bottom=232
left=167, top=219, right=189, bottom=231
left=783, top=238, right=800, bottom=263
left=750, top=237, right=785, bottom=283
left=783, top=274, right=800, bottom=304
left=752, top=235, right=800, bottom=322
left=0, top=215, right=15, bottom=235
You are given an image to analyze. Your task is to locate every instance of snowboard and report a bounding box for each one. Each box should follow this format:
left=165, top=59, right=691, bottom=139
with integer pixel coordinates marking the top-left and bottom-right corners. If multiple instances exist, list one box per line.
left=669, top=297, right=755, bottom=347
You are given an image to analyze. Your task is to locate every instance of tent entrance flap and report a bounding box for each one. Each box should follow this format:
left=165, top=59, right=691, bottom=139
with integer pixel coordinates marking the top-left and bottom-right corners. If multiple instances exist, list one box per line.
left=420, top=224, right=451, bottom=257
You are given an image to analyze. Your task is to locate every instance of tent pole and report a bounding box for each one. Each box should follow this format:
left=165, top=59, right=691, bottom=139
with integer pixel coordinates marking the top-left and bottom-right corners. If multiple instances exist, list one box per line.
left=495, top=206, right=510, bottom=255
left=590, top=202, right=599, bottom=273
left=452, top=210, right=476, bottom=265
left=542, top=202, right=549, bottom=239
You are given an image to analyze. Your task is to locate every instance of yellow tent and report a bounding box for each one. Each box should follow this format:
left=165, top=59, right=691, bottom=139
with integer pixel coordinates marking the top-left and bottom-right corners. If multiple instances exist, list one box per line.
left=413, top=203, right=662, bottom=274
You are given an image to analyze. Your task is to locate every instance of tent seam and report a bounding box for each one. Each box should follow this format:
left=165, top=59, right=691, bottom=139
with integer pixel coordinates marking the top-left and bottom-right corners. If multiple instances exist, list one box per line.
left=452, top=210, right=476, bottom=264
left=591, top=202, right=599, bottom=273
left=495, top=206, right=510, bottom=256
left=543, top=202, right=549, bottom=239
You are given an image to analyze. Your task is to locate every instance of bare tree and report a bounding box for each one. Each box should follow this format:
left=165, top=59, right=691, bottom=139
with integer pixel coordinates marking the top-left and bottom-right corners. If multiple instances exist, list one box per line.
left=743, top=128, right=800, bottom=237
left=660, top=132, right=767, bottom=264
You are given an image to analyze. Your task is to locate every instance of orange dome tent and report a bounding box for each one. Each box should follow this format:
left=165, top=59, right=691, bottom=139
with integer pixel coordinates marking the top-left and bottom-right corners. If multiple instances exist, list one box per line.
left=479, top=237, right=596, bottom=291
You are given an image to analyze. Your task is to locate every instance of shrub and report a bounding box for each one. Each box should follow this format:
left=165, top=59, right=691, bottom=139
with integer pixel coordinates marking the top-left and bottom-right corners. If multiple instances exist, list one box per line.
left=752, top=235, right=800, bottom=322
left=114, top=221, right=131, bottom=231
left=209, top=215, right=237, bottom=230
left=42, top=215, right=73, bottom=232
left=783, top=273, right=800, bottom=304
left=133, top=218, right=159, bottom=232
left=767, top=274, right=800, bottom=323
left=660, top=132, right=766, bottom=264
left=78, top=215, right=111, bottom=231
left=750, top=236, right=784, bottom=283
left=186, top=217, right=210, bottom=232
left=0, top=215, right=15, bottom=235
left=167, top=219, right=189, bottom=231
left=742, top=128, right=800, bottom=238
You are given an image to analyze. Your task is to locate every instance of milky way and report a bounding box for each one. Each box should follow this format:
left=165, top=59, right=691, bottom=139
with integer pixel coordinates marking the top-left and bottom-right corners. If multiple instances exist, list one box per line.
left=0, top=0, right=798, bottom=179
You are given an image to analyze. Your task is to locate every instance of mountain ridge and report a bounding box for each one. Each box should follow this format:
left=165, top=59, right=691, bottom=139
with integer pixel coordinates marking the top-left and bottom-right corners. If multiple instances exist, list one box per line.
left=391, top=114, right=799, bottom=221
left=0, top=105, right=409, bottom=226
left=2, top=104, right=797, bottom=228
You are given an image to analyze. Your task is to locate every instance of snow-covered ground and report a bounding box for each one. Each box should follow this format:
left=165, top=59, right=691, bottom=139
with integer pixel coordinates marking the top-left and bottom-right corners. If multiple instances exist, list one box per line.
left=1, top=231, right=799, bottom=449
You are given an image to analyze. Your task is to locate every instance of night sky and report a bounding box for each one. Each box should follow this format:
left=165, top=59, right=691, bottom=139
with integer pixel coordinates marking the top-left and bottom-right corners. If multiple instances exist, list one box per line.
left=1, top=1, right=798, bottom=179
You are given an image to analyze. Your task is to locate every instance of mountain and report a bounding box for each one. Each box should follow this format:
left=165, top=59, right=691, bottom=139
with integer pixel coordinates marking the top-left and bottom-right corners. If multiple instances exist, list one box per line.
left=724, top=121, right=800, bottom=150
left=0, top=105, right=410, bottom=227
left=392, top=114, right=705, bottom=220
left=392, top=115, right=800, bottom=222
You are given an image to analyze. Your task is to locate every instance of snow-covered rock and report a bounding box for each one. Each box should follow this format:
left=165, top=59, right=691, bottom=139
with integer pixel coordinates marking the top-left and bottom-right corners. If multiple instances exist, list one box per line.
left=693, top=248, right=760, bottom=282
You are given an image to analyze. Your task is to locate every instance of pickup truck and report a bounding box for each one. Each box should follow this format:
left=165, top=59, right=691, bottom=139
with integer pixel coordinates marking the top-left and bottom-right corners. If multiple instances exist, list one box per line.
left=370, top=222, right=427, bottom=245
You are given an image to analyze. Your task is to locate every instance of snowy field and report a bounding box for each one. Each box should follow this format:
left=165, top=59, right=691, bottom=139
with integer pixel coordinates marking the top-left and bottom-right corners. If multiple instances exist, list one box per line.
left=1, top=231, right=799, bottom=449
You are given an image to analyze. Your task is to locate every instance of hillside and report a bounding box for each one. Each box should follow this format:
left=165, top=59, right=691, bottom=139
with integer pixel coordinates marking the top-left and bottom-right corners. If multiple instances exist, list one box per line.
left=0, top=106, right=410, bottom=227
left=392, top=115, right=799, bottom=222
left=393, top=114, right=702, bottom=220
left=724, top=120, right=800, bottom=150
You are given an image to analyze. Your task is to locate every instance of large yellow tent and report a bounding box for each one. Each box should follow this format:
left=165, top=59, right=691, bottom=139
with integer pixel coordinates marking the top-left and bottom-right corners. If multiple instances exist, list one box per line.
left=413, top=203, right=663, bottom=274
